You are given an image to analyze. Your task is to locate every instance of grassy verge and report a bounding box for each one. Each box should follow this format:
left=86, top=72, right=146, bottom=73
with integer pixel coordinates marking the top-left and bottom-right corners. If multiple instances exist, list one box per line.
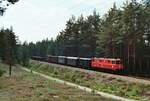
left=0, top=63, right=115, bottom=101
left=27, top=61, right=150, bottom=101
left=0, top=63, right=7, bottom=77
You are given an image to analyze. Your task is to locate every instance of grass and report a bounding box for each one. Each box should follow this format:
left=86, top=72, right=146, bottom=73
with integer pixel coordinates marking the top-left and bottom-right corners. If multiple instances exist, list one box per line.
left=27, top=61, right=150, bottom=101
left=0, top=63, right=115, bottom=101
left=0, top=63, right=7, bottom=77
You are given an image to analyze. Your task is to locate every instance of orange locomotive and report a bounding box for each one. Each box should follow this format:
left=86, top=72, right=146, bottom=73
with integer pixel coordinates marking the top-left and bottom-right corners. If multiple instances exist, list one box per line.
left=91, top=58, right=124, bottom=71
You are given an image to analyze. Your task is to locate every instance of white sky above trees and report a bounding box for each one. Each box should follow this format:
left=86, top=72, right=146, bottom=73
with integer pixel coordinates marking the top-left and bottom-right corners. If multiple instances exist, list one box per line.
left=0, top=0, right=134, bottom=43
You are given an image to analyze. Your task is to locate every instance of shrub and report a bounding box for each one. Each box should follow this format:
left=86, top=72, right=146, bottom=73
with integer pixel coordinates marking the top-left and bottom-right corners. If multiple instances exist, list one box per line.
left=0, top=69, right=6, bottom=77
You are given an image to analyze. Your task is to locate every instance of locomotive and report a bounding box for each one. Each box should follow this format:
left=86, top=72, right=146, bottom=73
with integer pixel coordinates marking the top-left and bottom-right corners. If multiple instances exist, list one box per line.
left=31, top=55, right=125, bottom=72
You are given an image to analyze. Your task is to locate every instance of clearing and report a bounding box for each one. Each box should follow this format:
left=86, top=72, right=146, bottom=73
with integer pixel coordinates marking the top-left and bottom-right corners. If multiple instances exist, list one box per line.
left=0, top=63, right=115, bottom=101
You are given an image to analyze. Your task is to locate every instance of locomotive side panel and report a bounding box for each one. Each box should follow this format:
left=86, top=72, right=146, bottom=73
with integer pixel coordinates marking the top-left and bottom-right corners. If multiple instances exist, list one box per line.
left=91, top=58, right=124, bottom=71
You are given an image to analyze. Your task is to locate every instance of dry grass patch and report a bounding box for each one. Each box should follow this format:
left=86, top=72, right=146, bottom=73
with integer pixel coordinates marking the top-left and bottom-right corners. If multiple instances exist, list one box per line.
left=0, top=63, right=115, bottom=101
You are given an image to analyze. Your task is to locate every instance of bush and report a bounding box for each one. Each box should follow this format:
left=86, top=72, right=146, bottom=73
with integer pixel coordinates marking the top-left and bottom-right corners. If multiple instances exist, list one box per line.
left=0, top=69, right=5, bottom=77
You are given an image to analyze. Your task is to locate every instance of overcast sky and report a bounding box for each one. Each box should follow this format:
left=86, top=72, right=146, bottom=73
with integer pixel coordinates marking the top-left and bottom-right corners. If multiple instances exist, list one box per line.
left=0, top=0, right=127, bottom=43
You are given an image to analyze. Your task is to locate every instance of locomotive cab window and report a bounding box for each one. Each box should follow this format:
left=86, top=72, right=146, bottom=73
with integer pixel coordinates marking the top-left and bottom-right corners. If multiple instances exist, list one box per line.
left=116, top=61, right=121, bottom=64
left=112, top=61, right=116, bottom=64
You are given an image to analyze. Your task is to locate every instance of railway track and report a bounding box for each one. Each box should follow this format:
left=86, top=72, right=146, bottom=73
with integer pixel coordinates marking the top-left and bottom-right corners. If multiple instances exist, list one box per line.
left=32, top=60, right=150, bottom=85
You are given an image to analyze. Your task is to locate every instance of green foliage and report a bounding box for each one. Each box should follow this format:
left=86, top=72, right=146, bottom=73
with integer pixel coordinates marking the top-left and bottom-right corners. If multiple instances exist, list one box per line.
left=18, top=42, right=30, bottom=66
left=0, top=0, right=19, bottom=15
left=55, top=11, right=101, bottom=57
left=0, top=69, right=6, bottom=77
left=26, top=38, right=55, bottom=57
left=0, top=28, right=17, bottom=65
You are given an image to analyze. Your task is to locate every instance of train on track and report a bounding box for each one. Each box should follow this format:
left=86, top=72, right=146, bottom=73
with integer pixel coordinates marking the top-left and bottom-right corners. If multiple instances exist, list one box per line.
left=31, top=55, right=125, bottom=72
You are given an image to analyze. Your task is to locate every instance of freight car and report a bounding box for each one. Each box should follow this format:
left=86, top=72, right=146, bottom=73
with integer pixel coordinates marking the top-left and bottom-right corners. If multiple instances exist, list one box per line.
left=31, top=56, right=47, bottom=61
left=78, top=58, right=91, bottom=69
left=47, top=55, right=58, bottom=63
left=66, top=57, right=78, bottom=67
left=58, top=56, right=67, bottom=65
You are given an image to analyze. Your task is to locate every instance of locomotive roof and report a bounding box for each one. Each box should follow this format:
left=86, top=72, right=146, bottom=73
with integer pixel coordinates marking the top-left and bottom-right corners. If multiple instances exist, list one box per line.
left=93, top=58, right=121, bottom=61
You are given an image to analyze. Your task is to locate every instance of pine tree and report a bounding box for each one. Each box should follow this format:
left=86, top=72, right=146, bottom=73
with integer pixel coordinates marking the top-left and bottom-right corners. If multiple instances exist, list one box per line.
left=1, top=28, right=17, bottom=76
left=97, top=3, right=122, bottom=58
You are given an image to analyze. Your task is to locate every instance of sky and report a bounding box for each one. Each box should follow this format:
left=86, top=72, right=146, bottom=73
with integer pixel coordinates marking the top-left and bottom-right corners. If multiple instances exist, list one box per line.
left=0, top=0, right=128, bottom=43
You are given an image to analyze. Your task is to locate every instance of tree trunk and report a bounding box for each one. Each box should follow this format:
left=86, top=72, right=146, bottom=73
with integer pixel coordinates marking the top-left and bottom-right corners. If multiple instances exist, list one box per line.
left=147, top=58, right=150, bottom=76
left=112, top=45, right=115, bottom=58
left=139, top=58, right=142, bottom=74
left=127, top=43, right=130, bottom=73
left=9, top=63, right=12, bottom=76
left=133, top=41, right=136, bottom=75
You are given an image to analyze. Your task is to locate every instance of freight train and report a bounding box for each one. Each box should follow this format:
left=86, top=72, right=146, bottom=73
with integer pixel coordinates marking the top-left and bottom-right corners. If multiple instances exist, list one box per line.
left=31, top=55, right=124, bottom=72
